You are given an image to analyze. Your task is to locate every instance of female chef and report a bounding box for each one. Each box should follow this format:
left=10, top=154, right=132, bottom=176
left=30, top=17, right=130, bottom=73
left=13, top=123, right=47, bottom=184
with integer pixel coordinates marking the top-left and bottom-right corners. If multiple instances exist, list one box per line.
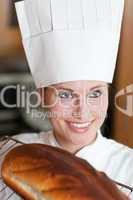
left=0, top=0, right=133, bottom=199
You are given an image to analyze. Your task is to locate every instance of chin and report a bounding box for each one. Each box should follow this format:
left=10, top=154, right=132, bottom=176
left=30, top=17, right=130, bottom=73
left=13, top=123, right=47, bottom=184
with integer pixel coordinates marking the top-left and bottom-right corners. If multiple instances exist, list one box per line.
left=66, top=127, right=98, bottom=146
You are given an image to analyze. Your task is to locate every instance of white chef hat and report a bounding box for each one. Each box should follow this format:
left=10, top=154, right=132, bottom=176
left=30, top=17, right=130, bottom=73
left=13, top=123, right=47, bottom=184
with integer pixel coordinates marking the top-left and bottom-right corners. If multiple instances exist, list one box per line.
left=15, top=0, right=124, bottom=88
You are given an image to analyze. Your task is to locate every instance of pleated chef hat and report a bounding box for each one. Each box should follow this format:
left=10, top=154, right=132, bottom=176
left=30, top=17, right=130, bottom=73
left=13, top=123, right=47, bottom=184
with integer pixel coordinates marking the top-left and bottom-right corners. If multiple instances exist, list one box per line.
left=15, top=0, right=124, bottom=88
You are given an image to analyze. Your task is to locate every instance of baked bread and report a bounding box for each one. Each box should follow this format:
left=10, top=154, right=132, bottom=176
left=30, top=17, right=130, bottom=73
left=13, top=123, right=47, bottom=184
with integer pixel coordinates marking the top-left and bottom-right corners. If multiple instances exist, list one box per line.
left=1, top=144, right=129, bottom=200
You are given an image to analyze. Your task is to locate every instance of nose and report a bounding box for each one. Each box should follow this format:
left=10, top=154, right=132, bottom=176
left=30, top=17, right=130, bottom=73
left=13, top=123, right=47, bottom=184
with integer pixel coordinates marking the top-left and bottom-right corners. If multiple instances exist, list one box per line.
left=72, top=96, right=93, bottom=122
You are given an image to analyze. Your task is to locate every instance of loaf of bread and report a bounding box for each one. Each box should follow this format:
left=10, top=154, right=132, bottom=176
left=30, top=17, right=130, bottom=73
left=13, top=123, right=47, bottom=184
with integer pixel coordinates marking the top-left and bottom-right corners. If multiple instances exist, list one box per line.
left=1, top=144, right=129, bottom=200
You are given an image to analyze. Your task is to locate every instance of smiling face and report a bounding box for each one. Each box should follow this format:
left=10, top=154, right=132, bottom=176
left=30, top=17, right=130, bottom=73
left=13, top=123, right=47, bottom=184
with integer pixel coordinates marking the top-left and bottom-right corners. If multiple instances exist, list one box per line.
left=41, top=80, right=109, bottom=153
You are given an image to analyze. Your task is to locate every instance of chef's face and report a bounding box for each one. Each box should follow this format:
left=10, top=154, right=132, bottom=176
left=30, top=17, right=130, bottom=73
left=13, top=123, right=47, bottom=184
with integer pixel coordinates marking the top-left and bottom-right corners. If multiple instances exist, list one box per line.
left=41, top=80, right=109, bottom=152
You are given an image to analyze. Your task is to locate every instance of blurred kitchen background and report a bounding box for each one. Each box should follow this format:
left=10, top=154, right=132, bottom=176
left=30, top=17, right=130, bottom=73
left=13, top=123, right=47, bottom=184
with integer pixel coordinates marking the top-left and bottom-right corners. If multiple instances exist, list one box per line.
left=0, top=0, right=52, bottom=136
left=0, top=0, right=133, bottom=147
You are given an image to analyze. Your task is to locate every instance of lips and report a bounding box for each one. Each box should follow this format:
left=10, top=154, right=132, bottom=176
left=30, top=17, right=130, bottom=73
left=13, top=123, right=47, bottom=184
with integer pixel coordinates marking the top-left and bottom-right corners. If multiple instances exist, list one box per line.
left=65, top=121, right=93, bottom=133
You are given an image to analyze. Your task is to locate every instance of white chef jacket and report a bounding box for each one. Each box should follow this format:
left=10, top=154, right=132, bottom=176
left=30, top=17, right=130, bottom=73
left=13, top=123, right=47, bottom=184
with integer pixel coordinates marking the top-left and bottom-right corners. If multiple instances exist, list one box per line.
left=0, top=130, right=133, bottom=199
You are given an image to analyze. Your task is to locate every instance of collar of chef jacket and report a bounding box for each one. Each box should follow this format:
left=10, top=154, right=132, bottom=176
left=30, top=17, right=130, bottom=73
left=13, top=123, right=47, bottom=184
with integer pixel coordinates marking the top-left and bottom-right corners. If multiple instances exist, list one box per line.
left=48, top=129, right=107, bottom=160
left=47, top=129, right=133, bottom=173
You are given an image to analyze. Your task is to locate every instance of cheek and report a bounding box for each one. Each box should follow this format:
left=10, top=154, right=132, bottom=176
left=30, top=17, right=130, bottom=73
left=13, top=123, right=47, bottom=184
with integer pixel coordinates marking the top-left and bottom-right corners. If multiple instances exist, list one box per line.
left=89, top=97, right=108, bottom=119
left=49, top=108, right=68, bottom=135
left=49, top=103, right=73, bottom=120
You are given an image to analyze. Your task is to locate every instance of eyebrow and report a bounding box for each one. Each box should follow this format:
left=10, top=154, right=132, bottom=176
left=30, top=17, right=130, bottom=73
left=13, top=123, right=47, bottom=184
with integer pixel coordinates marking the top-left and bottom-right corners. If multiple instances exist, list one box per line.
left=56, top=85, right=107, bottom=92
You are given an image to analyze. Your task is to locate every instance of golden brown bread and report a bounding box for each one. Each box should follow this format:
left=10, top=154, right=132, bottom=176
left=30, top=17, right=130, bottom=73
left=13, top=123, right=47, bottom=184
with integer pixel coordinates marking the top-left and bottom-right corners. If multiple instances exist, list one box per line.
left=1, top=144, right=129, bottom=200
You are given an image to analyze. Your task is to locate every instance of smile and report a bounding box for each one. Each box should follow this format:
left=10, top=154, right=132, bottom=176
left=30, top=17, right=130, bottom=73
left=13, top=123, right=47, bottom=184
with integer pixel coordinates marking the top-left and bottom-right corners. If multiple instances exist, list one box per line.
left=65, top=121, right=93, bottom=133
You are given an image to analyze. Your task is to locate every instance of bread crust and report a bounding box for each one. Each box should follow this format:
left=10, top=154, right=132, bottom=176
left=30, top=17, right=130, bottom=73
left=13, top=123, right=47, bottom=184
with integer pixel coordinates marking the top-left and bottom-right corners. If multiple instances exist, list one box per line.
left=1, top=144, right=129, bottom=200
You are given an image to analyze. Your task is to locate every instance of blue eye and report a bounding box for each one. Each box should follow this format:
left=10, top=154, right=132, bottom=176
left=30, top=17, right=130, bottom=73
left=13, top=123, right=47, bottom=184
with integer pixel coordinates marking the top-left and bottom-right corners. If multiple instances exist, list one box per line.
left=58, top=91, right=73, bottom=99
left=88, top=90, right=102, bottom=98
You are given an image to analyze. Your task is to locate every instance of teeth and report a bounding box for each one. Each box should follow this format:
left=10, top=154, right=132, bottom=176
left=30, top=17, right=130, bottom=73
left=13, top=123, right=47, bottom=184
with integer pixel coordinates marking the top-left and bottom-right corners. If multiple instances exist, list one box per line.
left=70, top=122, right=91, bottom=128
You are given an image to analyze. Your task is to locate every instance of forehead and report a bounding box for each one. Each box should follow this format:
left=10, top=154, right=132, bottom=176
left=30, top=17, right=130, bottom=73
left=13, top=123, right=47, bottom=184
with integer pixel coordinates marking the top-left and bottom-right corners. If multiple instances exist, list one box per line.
left=52, top=80, right=108, bottom=91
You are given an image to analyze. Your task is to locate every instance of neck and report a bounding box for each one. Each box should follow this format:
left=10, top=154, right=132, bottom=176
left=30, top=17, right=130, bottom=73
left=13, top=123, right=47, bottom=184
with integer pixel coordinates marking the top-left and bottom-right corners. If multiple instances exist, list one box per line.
left=53, top=131, right=97, bottom=154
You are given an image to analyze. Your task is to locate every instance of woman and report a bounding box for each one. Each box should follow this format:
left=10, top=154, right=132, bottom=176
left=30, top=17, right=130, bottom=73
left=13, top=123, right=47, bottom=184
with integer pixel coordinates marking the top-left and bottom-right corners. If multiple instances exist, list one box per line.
left=0, top=0, right=133, bottom=199
left=42, top=80, right=109, bottom=154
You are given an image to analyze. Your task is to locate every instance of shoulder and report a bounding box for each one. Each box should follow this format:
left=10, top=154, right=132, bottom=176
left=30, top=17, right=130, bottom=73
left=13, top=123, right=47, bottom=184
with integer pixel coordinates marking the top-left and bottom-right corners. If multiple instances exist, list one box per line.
left=103, top=137, right=133, bottom=184
left=13, top=130, right=53, bottom=145
left=103, top=136, right=133, bottom=165
left=104, top=136, right=133, bottom=157
left=0, top=131, right=53, bottom=166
